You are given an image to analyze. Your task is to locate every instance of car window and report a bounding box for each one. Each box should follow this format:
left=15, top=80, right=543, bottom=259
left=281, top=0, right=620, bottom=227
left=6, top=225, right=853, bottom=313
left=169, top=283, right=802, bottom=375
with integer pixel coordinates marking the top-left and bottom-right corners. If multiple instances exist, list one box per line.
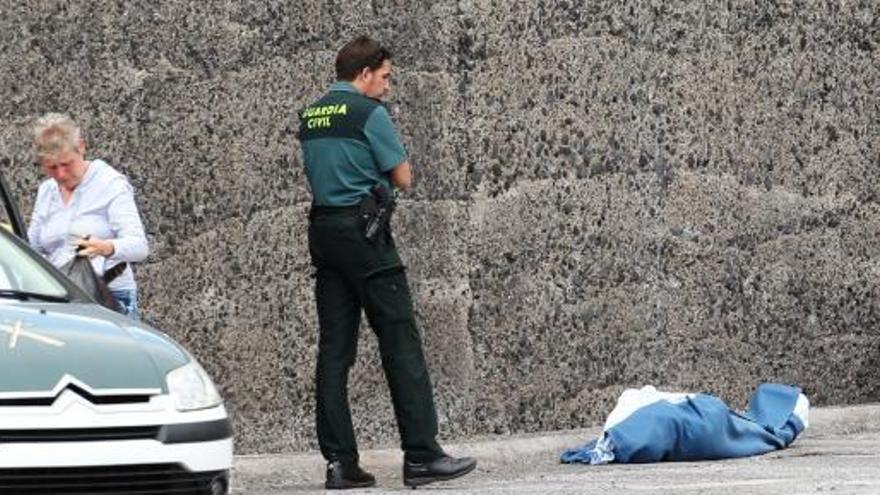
left=0, top=209, right=10, bottom=233
left=0, top=232, right=68, bottom=297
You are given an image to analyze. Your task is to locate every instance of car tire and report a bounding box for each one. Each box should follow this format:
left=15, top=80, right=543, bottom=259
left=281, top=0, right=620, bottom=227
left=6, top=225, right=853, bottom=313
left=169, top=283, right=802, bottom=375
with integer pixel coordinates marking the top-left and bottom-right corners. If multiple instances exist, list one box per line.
left=208, top=474, right=228, bottom=495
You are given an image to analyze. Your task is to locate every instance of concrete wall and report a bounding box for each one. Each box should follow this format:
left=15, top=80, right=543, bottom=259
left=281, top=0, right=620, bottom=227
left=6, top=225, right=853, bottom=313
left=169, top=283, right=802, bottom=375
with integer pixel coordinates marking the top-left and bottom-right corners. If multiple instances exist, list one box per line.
left=1, top=1, right=877, bottom=453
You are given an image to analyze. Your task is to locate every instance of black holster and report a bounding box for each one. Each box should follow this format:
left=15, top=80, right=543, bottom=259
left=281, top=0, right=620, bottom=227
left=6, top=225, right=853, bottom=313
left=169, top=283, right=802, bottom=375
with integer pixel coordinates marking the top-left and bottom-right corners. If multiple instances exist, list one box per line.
left=359, top=184, right=396, bottom=244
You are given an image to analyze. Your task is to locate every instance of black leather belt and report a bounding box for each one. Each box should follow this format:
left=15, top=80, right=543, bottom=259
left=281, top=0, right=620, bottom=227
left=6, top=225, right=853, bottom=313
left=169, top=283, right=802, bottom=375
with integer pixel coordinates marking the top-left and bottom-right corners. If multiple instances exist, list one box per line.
left=309, top=204, right=360, bottom=219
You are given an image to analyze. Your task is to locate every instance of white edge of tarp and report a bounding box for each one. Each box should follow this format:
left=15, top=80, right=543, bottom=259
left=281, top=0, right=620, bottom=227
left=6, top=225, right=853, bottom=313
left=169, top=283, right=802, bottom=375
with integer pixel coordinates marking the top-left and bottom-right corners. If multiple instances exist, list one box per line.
left=603, top=385, right=695, bottom=432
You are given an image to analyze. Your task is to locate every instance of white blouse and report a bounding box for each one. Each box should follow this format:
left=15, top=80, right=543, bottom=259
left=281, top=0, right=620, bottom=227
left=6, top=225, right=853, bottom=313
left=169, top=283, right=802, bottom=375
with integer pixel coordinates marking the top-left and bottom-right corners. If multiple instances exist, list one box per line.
left=27, top=160, right=148, bottom=291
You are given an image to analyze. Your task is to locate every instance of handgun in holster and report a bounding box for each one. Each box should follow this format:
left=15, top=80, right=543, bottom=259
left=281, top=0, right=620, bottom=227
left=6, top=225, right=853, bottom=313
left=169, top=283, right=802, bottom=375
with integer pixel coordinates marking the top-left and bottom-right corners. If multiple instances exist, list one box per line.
left=360, top=184, right=397, bottom=244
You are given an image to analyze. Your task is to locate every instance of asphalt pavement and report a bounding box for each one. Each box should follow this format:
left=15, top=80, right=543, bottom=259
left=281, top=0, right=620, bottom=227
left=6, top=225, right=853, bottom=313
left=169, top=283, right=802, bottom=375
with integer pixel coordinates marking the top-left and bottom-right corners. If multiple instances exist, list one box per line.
left=232, top=404, right=880, bottom=494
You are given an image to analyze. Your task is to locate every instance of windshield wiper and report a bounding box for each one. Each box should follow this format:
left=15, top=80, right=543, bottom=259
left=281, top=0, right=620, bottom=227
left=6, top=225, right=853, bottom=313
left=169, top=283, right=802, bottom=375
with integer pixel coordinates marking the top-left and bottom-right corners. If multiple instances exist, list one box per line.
left=0, top=289, right=70, bottom=303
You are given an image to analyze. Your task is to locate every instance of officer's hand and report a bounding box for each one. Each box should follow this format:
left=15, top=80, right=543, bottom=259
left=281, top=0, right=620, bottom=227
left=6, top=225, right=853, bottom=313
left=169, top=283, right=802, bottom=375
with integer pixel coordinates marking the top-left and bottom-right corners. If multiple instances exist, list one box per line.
left=390, top=162, right=412, bottom=189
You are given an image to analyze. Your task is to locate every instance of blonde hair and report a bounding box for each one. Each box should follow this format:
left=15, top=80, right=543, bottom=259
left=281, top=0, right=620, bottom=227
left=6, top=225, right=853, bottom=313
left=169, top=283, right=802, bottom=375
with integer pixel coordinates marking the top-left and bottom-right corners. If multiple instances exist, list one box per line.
left=32, top=113, right=81, bottom=159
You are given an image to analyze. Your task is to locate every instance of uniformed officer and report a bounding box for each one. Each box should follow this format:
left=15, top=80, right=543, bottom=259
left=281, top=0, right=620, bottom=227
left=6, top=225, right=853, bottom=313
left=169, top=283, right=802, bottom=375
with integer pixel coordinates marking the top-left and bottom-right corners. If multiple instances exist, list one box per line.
left=297, top=36, right=477, bottom=489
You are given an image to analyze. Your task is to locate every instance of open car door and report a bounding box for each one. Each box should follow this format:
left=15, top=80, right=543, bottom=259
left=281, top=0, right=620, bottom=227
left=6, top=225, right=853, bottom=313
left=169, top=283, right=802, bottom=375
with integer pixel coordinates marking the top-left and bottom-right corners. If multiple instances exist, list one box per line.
left=0, top=158, right=27, bottom=240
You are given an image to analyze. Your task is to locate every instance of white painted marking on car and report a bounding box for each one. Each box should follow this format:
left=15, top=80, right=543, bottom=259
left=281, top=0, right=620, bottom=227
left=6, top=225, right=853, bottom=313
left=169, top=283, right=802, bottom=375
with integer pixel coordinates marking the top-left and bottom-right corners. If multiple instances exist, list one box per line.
left=0, top=319, right=64, bottom=349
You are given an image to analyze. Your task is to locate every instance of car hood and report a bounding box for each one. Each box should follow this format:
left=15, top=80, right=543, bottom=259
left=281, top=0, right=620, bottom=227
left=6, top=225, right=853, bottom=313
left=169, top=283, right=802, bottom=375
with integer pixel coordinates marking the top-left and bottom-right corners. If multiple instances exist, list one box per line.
left=0, top=301, right=189, bottom=395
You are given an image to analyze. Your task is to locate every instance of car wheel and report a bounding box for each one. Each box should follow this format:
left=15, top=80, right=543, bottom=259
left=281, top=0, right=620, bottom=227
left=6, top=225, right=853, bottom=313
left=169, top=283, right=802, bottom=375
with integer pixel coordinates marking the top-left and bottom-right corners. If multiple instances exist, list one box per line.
left=208, top=474, right=228, bottom=495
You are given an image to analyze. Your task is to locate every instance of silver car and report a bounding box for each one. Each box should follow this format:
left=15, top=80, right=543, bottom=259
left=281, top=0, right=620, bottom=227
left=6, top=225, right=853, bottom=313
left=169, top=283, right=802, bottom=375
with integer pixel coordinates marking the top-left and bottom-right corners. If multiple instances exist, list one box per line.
left=0, top=168, right=232, bottom=494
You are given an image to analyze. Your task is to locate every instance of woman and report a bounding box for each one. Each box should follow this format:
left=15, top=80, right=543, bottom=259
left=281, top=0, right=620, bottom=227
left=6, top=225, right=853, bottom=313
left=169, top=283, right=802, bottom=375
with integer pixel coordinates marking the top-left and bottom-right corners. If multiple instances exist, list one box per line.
left=27, top=113, right=148, bottom=319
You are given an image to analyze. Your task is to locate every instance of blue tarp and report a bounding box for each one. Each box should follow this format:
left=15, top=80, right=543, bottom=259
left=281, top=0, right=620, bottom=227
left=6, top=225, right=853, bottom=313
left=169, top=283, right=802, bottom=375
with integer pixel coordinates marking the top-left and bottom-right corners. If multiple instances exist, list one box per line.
left=561, top=383, right=808, bottom=464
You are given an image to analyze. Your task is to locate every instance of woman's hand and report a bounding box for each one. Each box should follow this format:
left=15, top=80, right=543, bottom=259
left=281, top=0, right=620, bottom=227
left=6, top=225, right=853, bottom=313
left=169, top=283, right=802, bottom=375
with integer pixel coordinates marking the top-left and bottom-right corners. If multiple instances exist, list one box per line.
left=74, top=237, right=115, bottom=258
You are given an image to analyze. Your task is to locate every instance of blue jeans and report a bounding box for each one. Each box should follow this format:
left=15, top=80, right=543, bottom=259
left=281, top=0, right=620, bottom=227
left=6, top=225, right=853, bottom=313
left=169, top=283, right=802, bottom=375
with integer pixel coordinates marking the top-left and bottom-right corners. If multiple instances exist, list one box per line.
left=110, top=288, right=139, bottom=320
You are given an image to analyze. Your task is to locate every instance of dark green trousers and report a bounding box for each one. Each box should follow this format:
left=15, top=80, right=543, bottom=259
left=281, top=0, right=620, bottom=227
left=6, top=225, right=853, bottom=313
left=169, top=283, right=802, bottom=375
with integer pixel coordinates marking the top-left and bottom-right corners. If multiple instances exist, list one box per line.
left=308, top=206, right=444, bottom=463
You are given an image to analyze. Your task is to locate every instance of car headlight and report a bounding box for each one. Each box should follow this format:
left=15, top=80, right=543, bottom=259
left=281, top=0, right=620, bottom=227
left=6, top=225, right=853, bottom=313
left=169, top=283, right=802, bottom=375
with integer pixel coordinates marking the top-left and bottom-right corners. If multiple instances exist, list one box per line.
left=166, top=359, right=222, bottom=411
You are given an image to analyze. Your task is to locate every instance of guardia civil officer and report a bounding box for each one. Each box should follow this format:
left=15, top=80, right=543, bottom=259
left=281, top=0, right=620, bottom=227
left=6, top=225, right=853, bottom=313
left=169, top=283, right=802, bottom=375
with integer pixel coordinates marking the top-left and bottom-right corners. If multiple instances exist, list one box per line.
left=297, top=36, right=477, bottom=489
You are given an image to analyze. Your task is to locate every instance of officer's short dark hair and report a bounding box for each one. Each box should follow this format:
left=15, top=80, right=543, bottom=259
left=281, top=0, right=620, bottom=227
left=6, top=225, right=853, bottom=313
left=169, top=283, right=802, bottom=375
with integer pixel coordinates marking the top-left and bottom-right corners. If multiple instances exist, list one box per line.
left=335, top=36, right=392, bottom=81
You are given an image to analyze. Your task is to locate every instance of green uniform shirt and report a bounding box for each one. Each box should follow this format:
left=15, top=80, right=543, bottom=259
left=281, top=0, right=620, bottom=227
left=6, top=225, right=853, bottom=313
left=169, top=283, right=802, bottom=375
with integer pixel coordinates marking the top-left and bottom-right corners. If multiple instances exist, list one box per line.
left=297, top=82, right=407, bottom=206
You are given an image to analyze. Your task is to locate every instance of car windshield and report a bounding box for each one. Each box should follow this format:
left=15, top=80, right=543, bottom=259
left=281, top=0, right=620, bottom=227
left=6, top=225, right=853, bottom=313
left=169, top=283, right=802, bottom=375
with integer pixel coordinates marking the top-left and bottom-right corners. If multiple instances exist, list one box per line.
left=0, top=231, right=68, bottom=298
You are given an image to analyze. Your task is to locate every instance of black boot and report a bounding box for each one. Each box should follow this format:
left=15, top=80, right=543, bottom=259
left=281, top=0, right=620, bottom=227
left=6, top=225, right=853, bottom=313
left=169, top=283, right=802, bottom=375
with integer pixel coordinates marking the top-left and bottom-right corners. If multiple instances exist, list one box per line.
left=403, top=455, right=477, bottom=487
left=325, top=460, right=376, bottom=490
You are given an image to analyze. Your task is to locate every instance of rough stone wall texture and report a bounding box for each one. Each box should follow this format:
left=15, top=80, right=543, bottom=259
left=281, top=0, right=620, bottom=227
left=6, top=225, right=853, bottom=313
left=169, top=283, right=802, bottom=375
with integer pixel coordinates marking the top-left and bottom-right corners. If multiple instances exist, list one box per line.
left=0, top=1, right=877, bottom=453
